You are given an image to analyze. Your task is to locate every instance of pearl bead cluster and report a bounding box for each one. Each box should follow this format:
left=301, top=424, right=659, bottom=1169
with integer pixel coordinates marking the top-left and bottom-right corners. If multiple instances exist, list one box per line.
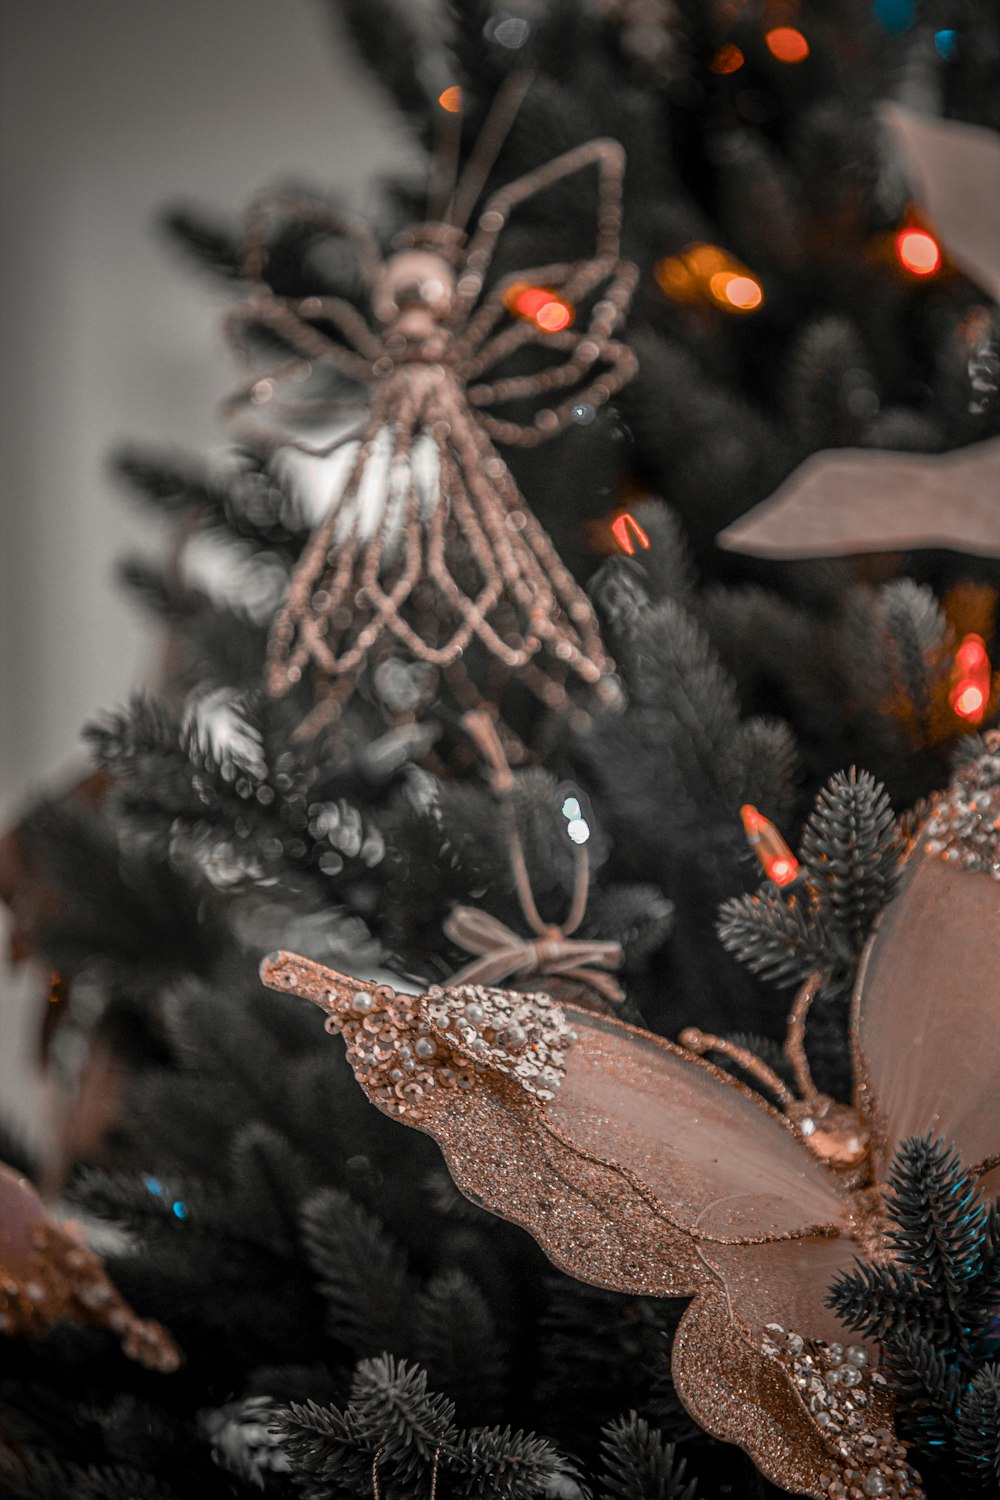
left=424, top=982, right=573, bottom=1103
left=317, top=977, right=573, bottom=1123
left=761, top=1326, right=920, bottom=1498
left=923, top=731, right=1000, bottom=876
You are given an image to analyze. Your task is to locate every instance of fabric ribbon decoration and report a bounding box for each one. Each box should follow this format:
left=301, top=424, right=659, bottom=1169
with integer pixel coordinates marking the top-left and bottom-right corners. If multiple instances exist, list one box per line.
left=444, top=712, right=624, bottom=1006
left=444, top=904, right=624, bottom=1003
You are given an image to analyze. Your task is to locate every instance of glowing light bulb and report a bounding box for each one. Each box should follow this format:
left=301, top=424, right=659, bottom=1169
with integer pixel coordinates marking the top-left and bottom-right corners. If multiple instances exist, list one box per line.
left=953, top=684, right=986, bottom=720
left=896, top=228, right=941, bottom=276
left=560, top=789, right=591, bottom=844
left=740, top=804, right=799, bottom=886
left=709, top=271, right=764, bottom=311
left=765, top=27, right=810, bottom=62
left=535, top=298, right=573, bottom=332
left=503, top=282, right=575, bottom=332
left=949, top=632, right=991, bottom=724
left=611, top=512, right=651, bottom=556
left=438, top=86, right=463, bottom=113
left=709, top=44, right=744, bottom=74
left=955, top=633, right=989, bottom=675
left=655, top=244, right=764, bottom=314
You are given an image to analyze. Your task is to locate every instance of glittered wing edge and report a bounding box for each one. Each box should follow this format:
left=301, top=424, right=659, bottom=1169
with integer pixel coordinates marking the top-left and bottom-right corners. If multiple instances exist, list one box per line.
left=672, top=1277, right=904, bottom=1500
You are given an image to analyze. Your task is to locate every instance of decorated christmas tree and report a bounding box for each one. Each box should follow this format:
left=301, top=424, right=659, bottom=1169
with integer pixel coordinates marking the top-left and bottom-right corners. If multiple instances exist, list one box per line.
left=2, top=3, right=999, bottom=1497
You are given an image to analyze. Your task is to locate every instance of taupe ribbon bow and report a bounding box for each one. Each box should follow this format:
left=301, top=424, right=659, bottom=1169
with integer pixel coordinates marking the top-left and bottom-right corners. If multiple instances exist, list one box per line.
left=444, top=905, right=624, bottom=1004
left=444, top=712, right=624, bottom=1006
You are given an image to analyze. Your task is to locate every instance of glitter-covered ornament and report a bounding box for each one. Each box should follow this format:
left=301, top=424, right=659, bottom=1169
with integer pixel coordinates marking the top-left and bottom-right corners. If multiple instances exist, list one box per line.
left=261, top=738, right=1000, bottom=1496
left=0, top=1162, right=181, bottom=1372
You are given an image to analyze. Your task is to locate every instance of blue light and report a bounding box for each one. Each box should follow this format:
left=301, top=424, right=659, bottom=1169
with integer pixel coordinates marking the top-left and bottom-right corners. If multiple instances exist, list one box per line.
left=874, top=0, right=915, bottom=33
left=144, top=1176, right=164, bottom=1196
left=934, top=28, right=959, bottom=58
left=172, top=1200, right=188, bottom=1220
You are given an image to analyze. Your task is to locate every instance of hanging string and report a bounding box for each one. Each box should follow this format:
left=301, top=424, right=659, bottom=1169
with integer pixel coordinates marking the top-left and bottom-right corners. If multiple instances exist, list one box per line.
left=443, top=711, right=624, bottom=1004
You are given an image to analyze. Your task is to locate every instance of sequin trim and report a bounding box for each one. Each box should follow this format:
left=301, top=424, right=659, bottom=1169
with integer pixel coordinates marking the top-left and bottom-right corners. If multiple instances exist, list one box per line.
left=260, top=954, right=574, bottom=1121
left=922, top=730, right=1000, bottom=876
left=761, top=1327, right=921, bottom=1497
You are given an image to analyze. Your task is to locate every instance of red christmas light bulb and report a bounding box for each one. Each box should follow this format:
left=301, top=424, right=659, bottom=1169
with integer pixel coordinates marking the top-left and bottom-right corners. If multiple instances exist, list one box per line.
left=950, top=632, right=991, bottom=724
left=610, top=513, right=651, bottom=556
left=708, top=44, right=744, bottom=74
left=765, top=27, right=810, bottom=63
left=503, top=282, right=575, bottom=332
left=740, top=804, right=800, bottom=886
left=895, top=228, right=941, bottom=277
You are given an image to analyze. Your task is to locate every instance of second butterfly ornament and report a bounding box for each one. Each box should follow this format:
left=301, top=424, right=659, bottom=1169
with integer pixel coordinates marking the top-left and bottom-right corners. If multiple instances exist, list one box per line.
left=260, top=738, right=1000, bottom=1498
left=223, top=86, right=637, bottom=737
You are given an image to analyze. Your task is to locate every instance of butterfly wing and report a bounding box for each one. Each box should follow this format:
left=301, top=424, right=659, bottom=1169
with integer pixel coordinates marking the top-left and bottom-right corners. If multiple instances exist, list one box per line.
left=544, top=1009, right=847, bottom=1244
left=717, top=438, right=1000, bottom=560
left=261, top=953, right=907, bottom=1497
left=260, top=954, right=847, bottom=1286
left=853, top=830, right=1000, bottom=1183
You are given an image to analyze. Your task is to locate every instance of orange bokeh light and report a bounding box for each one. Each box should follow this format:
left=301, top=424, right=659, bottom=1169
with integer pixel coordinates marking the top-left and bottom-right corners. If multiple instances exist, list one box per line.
left=503, top=282, right=575, bottom=332
left=656, top=244, right=764, bottom=314
left=438, top=85, right=462, bottom=112
left=709, top=44, right=745, bottom=74
left=895, top=228, right=942, bottom=276
left=710, top=271, right=764, bottom=310
left=611, top=513, right=651, bottom=556
left=765, top=26, right=810, bottom=63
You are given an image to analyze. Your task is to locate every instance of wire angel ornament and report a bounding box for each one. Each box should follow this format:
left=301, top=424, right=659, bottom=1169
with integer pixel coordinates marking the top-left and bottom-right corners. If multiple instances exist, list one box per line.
left=261, top=737, right=1000, bottom=1498
left=223, top=85, right=638, bottom=737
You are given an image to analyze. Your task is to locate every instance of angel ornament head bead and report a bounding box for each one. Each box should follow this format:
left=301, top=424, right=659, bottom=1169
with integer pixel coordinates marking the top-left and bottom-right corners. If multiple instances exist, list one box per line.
left=261, top=741, right=1000, bottom=1497
left=224, top=82, right=638, bottom=737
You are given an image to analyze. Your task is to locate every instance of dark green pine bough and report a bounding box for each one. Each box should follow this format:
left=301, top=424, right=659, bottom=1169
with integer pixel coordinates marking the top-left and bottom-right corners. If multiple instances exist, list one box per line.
left=3, top=0, right=1000, bottom=1496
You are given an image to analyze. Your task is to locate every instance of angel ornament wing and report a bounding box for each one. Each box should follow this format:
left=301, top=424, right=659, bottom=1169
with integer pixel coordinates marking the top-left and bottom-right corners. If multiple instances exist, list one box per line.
left=223, top=105, right=638, bottom=736
left=262, top=738, right=1000, bottom=1498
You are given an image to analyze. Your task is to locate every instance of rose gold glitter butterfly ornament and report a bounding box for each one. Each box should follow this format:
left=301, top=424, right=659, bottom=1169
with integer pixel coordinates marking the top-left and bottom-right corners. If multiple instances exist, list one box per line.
left=0, top=1161, right=181, bottom=1372
left=223, top=76, right=638, bottom=736
left=262, top=736, right=1000, bottom=1498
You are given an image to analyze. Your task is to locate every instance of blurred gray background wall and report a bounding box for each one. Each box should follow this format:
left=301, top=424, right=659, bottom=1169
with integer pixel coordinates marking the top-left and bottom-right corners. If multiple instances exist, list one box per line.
left=0, top=0, right=410, bottom=1136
